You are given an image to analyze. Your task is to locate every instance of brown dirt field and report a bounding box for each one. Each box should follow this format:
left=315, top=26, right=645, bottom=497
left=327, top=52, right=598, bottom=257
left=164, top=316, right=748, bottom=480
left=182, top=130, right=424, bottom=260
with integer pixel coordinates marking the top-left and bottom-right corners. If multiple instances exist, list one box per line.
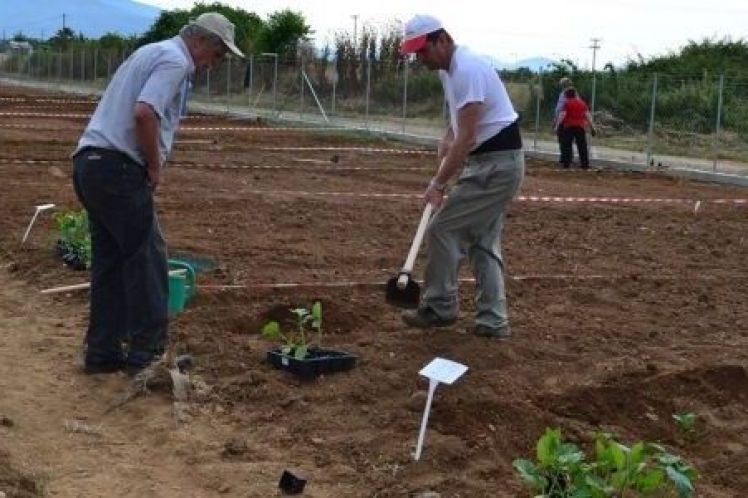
left=1, top=85, right=747, bottom=497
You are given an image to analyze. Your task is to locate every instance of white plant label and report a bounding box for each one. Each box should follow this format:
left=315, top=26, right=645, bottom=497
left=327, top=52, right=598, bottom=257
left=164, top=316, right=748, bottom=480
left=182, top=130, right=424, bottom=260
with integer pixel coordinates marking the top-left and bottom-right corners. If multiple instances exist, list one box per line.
left=419, top=357, right=468, bottom=385
left=413, top=357, right=468, bottom=461
left=21, top=203, right=55, bottom=244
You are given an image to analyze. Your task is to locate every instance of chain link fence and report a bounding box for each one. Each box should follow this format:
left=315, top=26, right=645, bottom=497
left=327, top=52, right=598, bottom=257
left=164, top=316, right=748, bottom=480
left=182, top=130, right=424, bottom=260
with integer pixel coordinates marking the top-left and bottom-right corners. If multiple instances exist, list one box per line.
left=2, top=47, right=747, bottom=175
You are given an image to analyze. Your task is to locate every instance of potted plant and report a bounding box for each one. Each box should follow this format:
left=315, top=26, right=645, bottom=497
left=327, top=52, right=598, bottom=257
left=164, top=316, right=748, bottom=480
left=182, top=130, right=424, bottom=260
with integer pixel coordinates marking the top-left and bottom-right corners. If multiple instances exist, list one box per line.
left=262, top=301, right=357, bottom=379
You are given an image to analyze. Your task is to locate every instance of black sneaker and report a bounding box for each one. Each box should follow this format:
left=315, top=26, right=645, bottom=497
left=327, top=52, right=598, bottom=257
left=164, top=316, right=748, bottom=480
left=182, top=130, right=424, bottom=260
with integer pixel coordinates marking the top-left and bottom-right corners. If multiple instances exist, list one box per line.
left=124, top=352, right=162, bottom=376
left=472, top=324, right=512, bottom=340
left=83, top=360, right=124, bottom=375
left=401, top=308, right=457, bottom=329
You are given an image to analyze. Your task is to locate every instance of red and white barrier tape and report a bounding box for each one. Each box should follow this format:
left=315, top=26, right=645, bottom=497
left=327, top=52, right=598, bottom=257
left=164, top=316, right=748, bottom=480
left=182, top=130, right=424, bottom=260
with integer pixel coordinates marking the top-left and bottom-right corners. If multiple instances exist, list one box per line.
left=184, top=272, right=748, bottom=292
left=166, top=186, right=748, bottom=206
left=0, top=158, right=431, bottom=172
left=259, top=146, right=435, bottom=155
left=199, top=275, right=605, bottom=290
left=2, top=159, right=746, bottom=206
left=180, top=126, right=344, bottom=132
left=0, top=97, right=97, bottom=104
left=0, top=112, right=89, bottom=119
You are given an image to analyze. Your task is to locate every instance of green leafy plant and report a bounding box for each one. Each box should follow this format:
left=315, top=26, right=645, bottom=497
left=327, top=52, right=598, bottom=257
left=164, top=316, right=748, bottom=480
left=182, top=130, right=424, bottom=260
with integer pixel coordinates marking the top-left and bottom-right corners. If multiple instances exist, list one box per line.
left=513, top=427, right=699, bottom=498
left=261, top=301, right=322, bottom=360
left=54, top=210, right=91, bottom=268
left=673, top=412, right=698, bottom=438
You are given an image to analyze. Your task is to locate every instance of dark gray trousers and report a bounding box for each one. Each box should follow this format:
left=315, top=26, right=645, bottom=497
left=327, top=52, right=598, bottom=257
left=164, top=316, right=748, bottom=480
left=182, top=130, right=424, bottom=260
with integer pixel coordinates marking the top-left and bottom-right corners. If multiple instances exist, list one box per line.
left=421, top=150, right=525, bottom=328
left=72, top=148, right=168, bottom=367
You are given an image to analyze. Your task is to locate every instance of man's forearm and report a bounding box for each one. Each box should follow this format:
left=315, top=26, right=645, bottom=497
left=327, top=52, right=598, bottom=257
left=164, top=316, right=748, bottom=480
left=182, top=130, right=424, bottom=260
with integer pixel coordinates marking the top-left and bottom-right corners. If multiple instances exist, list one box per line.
left=433, top=132, right=474, bottom=185
left=134, top=104, right=161, bottom=178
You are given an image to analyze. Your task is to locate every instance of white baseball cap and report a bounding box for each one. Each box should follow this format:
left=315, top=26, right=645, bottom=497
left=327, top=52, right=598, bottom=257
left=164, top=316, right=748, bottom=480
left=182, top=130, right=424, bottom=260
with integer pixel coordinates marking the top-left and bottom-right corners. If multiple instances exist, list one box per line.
left=192, top=12, right=244, bottom=58
left=400, top=15, right=444, bottom=55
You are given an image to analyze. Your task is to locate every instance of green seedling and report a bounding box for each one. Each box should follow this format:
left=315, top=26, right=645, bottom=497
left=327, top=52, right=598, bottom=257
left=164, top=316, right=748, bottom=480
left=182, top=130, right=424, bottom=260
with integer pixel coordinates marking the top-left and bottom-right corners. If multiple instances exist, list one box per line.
left=673, top=411, right=698, bottom=437
left=513, top=427, right=699, bottom=498
left=54, top=210, right=91, bottom=267
left=261, top=301, right=323, bottom=360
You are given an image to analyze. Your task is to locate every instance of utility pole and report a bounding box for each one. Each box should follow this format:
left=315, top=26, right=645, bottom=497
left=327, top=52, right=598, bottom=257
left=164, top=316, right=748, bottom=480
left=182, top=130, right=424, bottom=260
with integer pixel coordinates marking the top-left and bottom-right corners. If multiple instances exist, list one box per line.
left=63, top=13, right=66, bottom=31
left=351, top=14, right=359, bottom=46
left=589, top=37, right=601, bottom=115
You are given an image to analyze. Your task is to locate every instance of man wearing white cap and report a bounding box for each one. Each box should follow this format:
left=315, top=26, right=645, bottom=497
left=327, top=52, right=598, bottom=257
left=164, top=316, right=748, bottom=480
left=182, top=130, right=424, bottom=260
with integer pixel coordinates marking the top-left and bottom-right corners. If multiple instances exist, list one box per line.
left=400, top=15, right=524, bottom=339
left=72, top=13, right=244, bottom=374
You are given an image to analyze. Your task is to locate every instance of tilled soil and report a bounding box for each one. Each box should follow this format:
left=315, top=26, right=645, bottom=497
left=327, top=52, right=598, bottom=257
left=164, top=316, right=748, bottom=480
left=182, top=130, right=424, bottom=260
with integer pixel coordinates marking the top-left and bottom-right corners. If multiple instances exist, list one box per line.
left=1, top=85, right=747, bottom=497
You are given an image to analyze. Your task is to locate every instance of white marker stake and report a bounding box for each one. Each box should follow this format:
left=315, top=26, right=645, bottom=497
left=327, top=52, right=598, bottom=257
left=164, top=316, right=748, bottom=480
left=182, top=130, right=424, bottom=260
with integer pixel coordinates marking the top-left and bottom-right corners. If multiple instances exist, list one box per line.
left=413, top=357, right=468, bottom=461
left=21, top=203, right=55, bottom=245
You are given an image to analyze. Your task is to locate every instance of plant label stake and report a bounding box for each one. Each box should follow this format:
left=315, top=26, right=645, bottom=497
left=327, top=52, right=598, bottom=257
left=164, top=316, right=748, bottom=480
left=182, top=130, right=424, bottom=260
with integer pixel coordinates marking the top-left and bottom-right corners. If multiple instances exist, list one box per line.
left=21, top=203, right=55, bottom=245
left=413, top=357, right=468, bottom=461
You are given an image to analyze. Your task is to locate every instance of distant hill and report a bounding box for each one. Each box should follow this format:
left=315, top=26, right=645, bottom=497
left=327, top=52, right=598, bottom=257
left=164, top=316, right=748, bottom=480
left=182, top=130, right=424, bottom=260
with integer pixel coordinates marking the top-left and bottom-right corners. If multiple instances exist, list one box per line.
left=489, top=56, right=558, bottom=72
left=1, top=0, right=161, bottom=40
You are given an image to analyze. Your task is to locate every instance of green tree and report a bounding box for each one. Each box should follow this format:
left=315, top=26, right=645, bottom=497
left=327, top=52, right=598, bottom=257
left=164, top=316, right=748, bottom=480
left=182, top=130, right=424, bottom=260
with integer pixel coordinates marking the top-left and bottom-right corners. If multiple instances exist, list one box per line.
left=96, top=32, right=137, bottom=51
left=137, top=2, right=263, bottom=55
left=48, top=27, right=76, bottom=50
left=259, top=9, right=311, bottom=60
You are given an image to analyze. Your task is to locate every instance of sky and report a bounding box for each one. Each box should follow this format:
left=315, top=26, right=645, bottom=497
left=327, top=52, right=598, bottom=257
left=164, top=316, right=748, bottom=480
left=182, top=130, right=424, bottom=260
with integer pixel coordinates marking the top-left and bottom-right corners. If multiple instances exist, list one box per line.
left=141, top=0, right=747, bottom=67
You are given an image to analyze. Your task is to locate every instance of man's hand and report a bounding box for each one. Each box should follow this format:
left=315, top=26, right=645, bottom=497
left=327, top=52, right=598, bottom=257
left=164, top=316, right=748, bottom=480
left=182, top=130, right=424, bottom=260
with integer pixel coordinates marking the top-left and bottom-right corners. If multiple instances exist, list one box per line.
left=424, top=179, right=446, bottom=209
left=147, top=163, right=161, bottom=190
left=134, top=102, right=161, bottom=190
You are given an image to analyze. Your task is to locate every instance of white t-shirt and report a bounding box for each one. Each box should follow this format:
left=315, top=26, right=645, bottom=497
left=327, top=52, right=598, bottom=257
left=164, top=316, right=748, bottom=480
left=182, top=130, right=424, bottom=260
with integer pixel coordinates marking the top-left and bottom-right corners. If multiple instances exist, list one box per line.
left=439, top=46, right=518, bottom=150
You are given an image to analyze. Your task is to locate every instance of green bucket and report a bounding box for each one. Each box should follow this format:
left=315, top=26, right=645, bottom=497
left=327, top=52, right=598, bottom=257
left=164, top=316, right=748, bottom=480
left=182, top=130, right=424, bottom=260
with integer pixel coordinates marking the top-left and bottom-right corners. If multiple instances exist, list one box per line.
left=168, top=259, right=196, bottom=315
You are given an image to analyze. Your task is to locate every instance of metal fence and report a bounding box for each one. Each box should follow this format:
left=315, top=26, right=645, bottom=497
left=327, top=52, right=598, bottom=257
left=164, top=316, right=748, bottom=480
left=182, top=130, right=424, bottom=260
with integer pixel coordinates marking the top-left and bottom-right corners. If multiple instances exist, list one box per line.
left=2, top=47, right=747, bottom=175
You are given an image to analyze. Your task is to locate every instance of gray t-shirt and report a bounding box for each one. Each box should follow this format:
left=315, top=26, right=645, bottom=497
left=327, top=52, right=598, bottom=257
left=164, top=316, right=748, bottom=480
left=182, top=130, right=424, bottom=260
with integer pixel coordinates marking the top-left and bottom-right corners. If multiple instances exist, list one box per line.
left=75, top=36, right=195, bottom=167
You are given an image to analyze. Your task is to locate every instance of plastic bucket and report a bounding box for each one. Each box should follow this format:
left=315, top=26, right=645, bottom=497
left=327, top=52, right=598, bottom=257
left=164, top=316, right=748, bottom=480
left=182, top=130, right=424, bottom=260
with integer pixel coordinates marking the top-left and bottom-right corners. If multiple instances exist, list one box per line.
left=168, top=259, right=196, bottom=315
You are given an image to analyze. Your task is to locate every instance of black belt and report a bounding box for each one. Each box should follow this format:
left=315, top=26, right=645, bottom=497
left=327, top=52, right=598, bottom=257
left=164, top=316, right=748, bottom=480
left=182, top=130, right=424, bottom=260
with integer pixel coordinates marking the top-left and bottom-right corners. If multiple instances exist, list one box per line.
left=470, top=119, right=523, bottom=155
left=75, top=146, right=144, bottom=168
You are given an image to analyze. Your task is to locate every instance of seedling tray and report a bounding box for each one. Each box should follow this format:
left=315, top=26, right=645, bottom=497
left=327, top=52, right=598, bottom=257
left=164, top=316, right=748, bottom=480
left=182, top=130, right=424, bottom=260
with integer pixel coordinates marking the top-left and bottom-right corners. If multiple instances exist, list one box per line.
left=267, top=347, right=357, bottom=379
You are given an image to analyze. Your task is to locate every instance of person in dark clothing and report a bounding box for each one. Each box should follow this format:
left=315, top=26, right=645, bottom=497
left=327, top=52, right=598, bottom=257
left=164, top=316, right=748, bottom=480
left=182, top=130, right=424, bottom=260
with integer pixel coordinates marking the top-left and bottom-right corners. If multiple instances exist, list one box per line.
left=554, top=87, right=596, bottom=169
left=72, top=13, right=244, bottom=375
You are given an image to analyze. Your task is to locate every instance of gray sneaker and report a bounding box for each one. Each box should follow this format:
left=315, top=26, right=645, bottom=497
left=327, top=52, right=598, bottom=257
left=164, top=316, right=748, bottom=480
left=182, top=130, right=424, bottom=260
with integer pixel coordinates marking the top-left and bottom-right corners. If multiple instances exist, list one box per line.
left=402, top=308, right=457, bottom=329
left=472, top=324, right=512, bottom=340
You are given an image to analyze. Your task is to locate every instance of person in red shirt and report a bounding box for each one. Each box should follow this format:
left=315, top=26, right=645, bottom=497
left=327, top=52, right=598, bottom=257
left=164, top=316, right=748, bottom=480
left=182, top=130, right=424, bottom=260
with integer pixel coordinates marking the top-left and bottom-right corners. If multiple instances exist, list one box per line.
left=554, top=87, right=597, bottom=169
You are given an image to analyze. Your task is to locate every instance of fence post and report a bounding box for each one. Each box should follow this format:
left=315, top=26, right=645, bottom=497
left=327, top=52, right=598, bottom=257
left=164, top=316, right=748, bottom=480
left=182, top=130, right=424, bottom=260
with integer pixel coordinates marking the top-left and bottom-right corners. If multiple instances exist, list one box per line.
left=302, top=69, right=329, bottom=123
left=272, top=56, right=278, bottom=117
left=365, top=57, right=371, bottom=130
left=226, top=56, right=231, bottom=115
left=331, top=65, right=337, bottom=116
left=645, top=73, right=658, bottom=168
left=247, top=54, right=253, bottom=111
left=93, top=48, right=98, bottom=85
left=81, top=49, right=85, bottom=83
left=299, top=58, right=304, bottom=122
left=534, top=68, right=543, bottom=151
left=712, top=74, right=724, bottom=172
left=401, top=58, right=409, bottom=135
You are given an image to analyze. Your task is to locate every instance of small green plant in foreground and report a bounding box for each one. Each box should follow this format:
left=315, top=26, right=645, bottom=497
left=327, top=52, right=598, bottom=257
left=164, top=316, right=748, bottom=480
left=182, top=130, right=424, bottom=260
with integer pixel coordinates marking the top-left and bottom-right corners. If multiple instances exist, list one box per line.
left=54, top=210, right=91, bottom=268
left=672, top=412, right=698, bottom=438
left=513, top=427, right=698, bottom=497
left=262, top=301, right=322, bottom=360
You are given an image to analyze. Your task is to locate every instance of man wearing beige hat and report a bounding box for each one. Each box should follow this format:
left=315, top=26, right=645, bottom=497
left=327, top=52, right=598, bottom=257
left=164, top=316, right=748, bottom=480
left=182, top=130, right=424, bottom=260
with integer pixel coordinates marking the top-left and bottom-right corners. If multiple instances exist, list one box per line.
left=71, top=13, right=244, bottom=375
left=399, top=14, right=524, bottom=339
